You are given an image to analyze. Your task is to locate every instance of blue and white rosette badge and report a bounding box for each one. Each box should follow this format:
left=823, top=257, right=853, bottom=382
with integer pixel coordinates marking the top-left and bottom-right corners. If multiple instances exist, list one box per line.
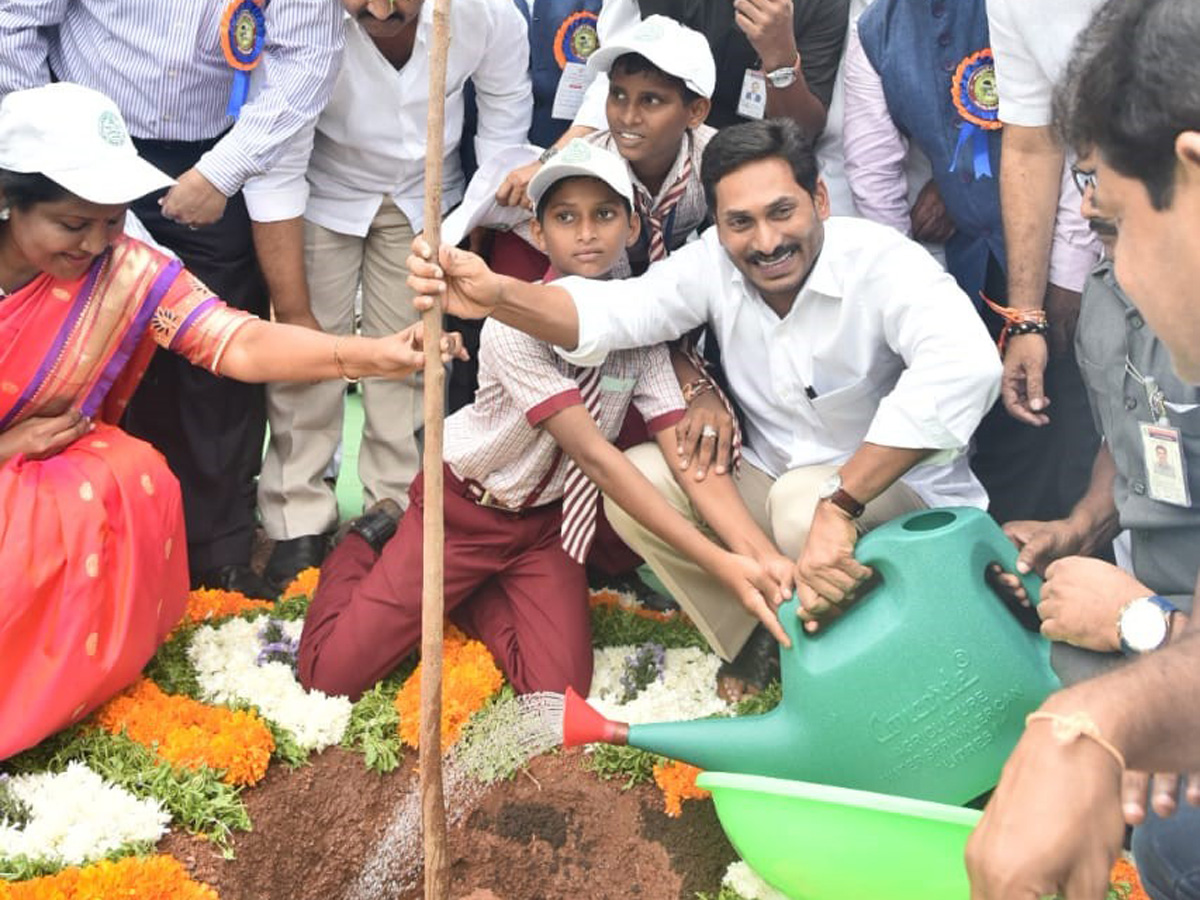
left=950, top=48, right=1002, bottom=179
left=553, top=10, right=600, bottom=69
left=221, top=0, right=266, bottom=118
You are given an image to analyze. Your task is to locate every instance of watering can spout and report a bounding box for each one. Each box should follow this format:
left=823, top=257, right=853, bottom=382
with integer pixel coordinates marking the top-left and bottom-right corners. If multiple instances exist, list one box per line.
left=562, top=687, right=629, bottom=748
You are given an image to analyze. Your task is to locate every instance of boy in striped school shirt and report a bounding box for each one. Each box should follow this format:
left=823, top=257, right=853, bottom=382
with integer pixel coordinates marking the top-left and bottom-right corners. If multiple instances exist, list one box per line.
left=297, top=141, right=788, bottom=700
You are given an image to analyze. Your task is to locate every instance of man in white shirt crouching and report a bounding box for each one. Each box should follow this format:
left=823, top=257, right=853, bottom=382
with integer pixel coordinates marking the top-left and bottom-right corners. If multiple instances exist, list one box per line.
left=243, top=0, right=531, bottom=590
left=407, top=117, right=1001, bottom=697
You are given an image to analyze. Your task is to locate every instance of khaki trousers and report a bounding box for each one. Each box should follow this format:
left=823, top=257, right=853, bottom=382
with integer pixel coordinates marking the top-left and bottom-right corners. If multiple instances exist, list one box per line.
left=603, top=444, right=926, bottom=660
left=258, top=199, right=422, bottom=539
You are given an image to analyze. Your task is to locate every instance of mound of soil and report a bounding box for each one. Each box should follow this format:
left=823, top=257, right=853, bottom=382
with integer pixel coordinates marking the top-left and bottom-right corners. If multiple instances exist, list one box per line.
left=160, top=748, right=737, bottom=900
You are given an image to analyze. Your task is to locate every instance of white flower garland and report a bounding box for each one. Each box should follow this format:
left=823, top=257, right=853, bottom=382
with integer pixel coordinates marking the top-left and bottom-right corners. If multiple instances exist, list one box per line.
left=588, top=645, right=732, bottom=724
left=0, top=763, right=169, bottom=866
left=188, top=617, right=353, bottom=751
left=722, top=861, right=790, bottom=900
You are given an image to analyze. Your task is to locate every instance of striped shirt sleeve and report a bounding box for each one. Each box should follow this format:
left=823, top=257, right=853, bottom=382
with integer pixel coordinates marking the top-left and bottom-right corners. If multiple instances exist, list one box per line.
left=0, top=0, right=67, bottom=93
left=196, top=0, right=345, bottom=195
left=631, top=343, right=686, bottom=434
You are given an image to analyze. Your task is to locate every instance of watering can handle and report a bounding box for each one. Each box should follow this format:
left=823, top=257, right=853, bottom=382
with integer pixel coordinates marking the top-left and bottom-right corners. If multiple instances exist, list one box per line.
left=855, top=528, right=1046, bottom=631
left=775, top=568, right=886, bottom=643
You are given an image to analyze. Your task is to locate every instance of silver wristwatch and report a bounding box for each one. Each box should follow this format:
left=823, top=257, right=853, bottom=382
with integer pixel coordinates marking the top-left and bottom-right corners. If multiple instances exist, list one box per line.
left=765, top=55, right=800, bottom=89
left=1117, top=595, right=1178, bottom=655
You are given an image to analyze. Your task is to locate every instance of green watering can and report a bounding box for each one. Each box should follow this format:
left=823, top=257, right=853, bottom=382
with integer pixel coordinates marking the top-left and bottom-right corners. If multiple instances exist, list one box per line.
left=564, top=507, right=1061, bottom=805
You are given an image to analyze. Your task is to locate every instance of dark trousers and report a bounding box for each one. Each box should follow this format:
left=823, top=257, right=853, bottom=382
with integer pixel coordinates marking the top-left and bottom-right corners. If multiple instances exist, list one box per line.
left=969, top=257, right=1099, bottom=524
left=123, top=137, right=268, bottom=578
left=299, top=465, right=593, bottom=701
left=971, top=351, right=1099, bottom=524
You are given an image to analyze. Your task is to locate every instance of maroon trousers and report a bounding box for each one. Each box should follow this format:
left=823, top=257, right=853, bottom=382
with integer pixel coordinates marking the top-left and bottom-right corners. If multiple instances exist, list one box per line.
left=298, top=466, right=593, bottom=701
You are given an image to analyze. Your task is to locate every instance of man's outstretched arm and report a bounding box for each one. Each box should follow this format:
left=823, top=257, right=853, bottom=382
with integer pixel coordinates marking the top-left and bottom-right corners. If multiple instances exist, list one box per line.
left=408, top=239, right=582, bottom=347
left=407, top=237, right=711, bottom=363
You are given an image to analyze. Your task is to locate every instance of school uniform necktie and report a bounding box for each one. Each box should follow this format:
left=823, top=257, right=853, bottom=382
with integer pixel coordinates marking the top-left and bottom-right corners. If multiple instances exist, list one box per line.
left=636, top=150, right=744, bottom=467
left=636, top=154, right=693, bottom=263
left=560, top=365, right=604, bottom=564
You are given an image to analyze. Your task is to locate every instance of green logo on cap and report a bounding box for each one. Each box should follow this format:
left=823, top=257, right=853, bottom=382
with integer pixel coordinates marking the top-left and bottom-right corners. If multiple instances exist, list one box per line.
left=558, top=141, right=593, bottom=164
left=98, top=111, right=127, bottom=147
left=637, top=19, right=665, bottom=40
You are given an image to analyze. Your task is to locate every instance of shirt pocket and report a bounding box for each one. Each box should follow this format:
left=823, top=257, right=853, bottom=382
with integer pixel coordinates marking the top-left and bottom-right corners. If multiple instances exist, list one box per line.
left=808, top=378, right=882, bottom=443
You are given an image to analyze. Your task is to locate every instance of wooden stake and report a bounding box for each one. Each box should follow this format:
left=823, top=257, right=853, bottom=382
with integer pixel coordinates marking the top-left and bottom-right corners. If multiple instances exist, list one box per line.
left=420, top=0, right=452, bottom=898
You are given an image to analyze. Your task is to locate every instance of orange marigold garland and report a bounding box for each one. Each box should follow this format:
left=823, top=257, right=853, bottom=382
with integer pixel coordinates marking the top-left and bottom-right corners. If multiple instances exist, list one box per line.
left=178, top=587, right=274, bottom=629
left=589, top=588, right=680, bottom=624
left=394, top=626, right=504, bottom=750
left=1110, top=857, right=1150, bottom=900
left=281, top=566, right=320, bottom=601
left=0, top=854, right=218, bottom=900
left=96, top=678, right=274, bottom=786
left=652, top=760, right=709, bottom=817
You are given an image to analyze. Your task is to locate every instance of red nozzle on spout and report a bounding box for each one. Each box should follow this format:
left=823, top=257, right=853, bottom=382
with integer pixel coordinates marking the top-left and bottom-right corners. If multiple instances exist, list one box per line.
left=563, top=686, right=629, bottom=748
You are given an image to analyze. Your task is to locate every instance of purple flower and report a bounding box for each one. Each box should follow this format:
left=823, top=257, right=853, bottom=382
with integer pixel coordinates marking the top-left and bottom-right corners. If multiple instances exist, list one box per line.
left=256, top=618, right=300, bottom=673
left=620, top=642, right=667, bottom=702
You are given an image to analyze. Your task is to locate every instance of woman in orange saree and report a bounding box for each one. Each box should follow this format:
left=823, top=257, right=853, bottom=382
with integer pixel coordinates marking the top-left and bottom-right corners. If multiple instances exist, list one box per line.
left=0, top=83, right=465, bottom=760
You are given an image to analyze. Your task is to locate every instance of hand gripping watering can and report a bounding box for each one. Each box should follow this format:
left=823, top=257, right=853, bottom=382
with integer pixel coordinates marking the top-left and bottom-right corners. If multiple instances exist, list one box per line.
left=565, top=507, right=1062, bottom=805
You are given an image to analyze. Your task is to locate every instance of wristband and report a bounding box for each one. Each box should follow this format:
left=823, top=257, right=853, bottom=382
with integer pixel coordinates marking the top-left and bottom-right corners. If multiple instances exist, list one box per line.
left=1025, top=711, right=1125, bottom=772
left=681, top=377, right=714, bottom=404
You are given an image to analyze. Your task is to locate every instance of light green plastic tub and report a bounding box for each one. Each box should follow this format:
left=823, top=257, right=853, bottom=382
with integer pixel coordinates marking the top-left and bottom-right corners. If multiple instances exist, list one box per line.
left=698, top=772, right=981, bottom=900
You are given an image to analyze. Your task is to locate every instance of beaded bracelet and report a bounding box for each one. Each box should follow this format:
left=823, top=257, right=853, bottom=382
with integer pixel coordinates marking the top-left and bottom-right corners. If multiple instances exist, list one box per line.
left=983, top=295, right=1050, bottom=354
left=1004, top=320, right=1051, bottom=341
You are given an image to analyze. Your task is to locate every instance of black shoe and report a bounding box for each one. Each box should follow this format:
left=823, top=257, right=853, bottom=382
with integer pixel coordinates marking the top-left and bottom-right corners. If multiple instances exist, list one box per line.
left=192, top=564, right=279, bottom=600
left=264, top=533, right=331, bottom=592
left=333, top=498, right=403, bottom=554
left=588, top=568, right=681, bottom=614
left=716, top=624, right=781, bottom=700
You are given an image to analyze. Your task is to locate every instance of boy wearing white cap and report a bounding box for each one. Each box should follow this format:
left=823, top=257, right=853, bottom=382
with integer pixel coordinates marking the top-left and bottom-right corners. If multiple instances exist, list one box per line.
left=298, top=141, right=789, bottom=701
left=582, top=15, right=715, bottom=276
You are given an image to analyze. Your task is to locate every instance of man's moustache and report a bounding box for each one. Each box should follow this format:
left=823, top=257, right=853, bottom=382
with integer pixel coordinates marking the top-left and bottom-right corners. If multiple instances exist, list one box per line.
left=1088, top=218, right=1117, bottom=237
left=749, top=244, right=801, bottom=265
left=358, top=11, right=405, bottom=23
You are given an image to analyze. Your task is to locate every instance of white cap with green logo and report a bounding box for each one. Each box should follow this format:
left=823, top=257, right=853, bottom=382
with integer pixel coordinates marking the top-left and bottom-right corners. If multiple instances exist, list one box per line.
left=0, top=83, right=175, bottom=204
left=528, top=139, right=635, bottom=209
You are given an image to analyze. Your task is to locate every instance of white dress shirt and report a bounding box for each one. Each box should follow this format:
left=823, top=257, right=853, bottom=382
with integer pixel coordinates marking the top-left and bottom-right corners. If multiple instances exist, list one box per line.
left=987, top=0, right=1105, bottom=129
left=0, top=0, right=344, bottom=197
left=557, top=217, right=1002, bottom=507
left=244, top=0, right=531, bottom=236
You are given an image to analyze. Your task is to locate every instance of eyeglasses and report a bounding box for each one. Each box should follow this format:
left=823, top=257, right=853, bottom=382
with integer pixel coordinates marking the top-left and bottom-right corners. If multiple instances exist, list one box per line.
left=1071, top=165, right=1098, bottom=195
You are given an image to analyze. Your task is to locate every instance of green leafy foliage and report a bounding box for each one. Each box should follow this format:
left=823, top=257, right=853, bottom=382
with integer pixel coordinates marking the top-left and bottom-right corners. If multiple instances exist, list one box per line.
left=731, top=680, right=782, bottom=717
left=341, top=671, right=410, bottom=774
left=590, top=604, right=708, bottom=650
left=271, top=594, right=312, bottom=622
left=142, top=627, right=202, bottom=699
left=0, top=843, right=158, bottom=882
left=694, top=887, right=750, bottom=900
left=0, top=774, right=30, bottom=830
left=581, top=744, right=663, bottom=788
left=1, top=727, right=249, bottom=852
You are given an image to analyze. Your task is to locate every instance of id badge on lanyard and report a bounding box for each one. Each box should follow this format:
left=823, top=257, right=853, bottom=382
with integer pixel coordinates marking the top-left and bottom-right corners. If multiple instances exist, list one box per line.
left=738, top=69, right=767, bottom=120
left=1136, top=373, right=1192, bottom=507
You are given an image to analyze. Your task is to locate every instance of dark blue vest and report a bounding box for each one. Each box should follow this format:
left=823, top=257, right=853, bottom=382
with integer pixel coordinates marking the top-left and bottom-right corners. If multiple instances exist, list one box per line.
left=514, top=0, right=603, bottom=147
left=857, top=0, right=1005, bottom=305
